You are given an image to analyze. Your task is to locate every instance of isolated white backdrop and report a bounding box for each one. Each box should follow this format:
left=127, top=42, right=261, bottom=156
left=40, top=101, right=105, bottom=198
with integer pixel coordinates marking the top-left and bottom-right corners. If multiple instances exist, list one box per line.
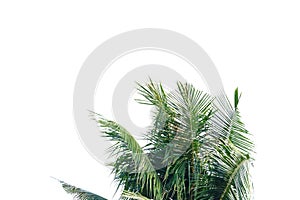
left=1, top=1, right=300, bottom=199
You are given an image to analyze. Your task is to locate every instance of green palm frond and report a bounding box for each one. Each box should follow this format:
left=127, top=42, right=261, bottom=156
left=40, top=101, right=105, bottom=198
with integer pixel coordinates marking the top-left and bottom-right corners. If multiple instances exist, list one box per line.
left=54, top=178, right=107, bottom=200
left=197, top=88, right=254, bottom=200
left=196, top=141, right=253, bottom=200
left=138, top=81, right=214, bottom=158
left=136, top=80, right=176, bottom=151
left=166, top=82, right=214, bottom=154
left=93, top=114, right=163, bottom=199
left=135, top=81, right=216, bottom=200
left=212, top=88, right=254, bottom=156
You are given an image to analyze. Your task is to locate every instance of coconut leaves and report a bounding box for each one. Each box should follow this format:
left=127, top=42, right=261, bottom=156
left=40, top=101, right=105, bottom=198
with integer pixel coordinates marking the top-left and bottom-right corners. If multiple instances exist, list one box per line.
left=58, top=80, right=254, bottom=200
left=55, top=178, right=107, bottom=200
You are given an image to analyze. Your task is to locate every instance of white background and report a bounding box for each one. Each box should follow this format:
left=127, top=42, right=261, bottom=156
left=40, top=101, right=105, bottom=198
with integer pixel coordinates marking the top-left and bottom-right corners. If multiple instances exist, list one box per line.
left=1, top=1, right=300, bottom=199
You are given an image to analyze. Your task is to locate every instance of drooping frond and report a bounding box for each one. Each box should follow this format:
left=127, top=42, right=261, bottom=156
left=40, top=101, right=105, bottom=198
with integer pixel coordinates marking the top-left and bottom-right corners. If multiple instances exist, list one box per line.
left=196, top=141, right=253, bottom=200
left=54, top=178, right=107, bottom=200
left=196, top=88, right=254, bottom=200
left=93, top=113, right=163, bottom=199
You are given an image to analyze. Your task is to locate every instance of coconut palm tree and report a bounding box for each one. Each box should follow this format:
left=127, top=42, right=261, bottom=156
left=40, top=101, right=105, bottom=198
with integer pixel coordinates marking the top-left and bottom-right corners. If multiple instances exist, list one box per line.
left=57, top=80, right=254, bottom=200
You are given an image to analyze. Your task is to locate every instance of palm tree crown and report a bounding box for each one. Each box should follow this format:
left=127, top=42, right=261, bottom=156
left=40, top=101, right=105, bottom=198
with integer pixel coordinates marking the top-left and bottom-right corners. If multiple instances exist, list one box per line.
left=58, top=80, right=254, bottom=200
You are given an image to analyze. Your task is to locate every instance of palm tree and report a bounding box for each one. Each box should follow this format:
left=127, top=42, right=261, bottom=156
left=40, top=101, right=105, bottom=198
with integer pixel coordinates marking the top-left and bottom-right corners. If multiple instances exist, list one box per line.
left=57, top=80, right=254, bottom=200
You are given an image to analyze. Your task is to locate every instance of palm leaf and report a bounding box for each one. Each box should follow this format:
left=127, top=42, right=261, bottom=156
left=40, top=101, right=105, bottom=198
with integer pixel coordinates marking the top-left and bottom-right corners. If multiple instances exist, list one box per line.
left=196, top=141, right=253, bottom=200
left=93, top=113, right=164, bottom=199
left=54, top=178, right=107, bottom=200
left=196, top=88, right=254, bottom=200
left=212, top=89, right=254, bottom=156
left=137, top=81, right=214, bottom=200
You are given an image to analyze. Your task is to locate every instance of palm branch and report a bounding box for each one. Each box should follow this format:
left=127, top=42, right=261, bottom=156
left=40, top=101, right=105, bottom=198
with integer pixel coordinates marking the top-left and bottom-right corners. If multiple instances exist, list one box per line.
left=54, top=178, right=107, bottom=200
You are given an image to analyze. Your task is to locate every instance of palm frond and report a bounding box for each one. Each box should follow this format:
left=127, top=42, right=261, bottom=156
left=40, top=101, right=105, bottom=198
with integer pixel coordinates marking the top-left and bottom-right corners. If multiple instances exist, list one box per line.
left=138, top=81, right=214, bottom=158
left=136, top=80, right=176, bottom=152
left=194, top=88, right=254, bottom=200
left=212, top=88, right=254, bottom=156
left=196, top=141, right=253, bottom=200
left=166, top=82, right=214, bottom=155
left=93, top=114, right=163, bottom=199
left=137, top=81, right=215, bottom=200
left=54, top=178, right=107, bottom=200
